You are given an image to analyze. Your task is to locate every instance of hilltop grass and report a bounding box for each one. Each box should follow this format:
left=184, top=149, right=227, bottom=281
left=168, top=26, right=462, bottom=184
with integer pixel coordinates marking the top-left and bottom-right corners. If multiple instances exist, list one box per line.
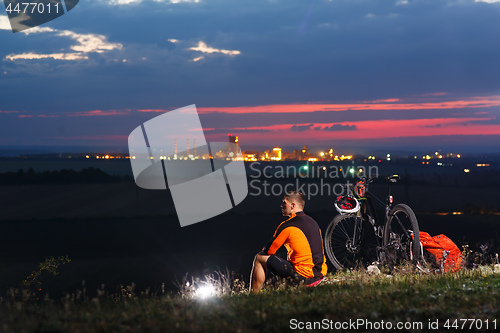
left=1, top=266, right=499, bottom=332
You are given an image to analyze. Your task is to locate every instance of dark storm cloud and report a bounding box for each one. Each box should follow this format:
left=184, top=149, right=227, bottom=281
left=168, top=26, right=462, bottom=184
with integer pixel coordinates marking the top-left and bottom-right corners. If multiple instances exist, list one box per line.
left=289, top=122, right=358, bottom=132
left=322, top=124, right=357, bottom=131
left=460, top=116, right=500, bottom=125
left=291, top=123, right=314, bottom=132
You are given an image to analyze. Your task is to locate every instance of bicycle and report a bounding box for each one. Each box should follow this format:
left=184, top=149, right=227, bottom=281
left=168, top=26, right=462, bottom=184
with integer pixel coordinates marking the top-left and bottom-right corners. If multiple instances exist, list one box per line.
left=323, top=175, right=424, bottom=271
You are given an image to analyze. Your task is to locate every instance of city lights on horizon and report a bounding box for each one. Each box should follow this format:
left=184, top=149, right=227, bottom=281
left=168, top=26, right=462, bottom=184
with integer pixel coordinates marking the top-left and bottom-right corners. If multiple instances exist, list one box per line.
left=9, top=135, right=476, bottom=166
left=56, top=134, right=470, bottom=164
left=83, top=147, right=467, bottom=164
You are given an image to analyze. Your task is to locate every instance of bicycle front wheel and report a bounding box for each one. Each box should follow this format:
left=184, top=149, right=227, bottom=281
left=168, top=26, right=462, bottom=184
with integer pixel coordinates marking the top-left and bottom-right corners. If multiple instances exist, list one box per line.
left=324, top=214, right=378, bottom=270
left=383, top=204, right=422, bottom=270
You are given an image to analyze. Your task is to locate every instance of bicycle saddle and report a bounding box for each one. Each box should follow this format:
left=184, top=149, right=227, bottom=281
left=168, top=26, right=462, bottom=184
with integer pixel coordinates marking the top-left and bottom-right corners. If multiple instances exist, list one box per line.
left=387, top=175, right=400, bottom=183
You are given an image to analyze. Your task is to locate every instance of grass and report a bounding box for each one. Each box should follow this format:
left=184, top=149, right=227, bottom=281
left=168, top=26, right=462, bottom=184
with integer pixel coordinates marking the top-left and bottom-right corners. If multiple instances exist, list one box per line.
left=1, top=265, right=499, bottom=332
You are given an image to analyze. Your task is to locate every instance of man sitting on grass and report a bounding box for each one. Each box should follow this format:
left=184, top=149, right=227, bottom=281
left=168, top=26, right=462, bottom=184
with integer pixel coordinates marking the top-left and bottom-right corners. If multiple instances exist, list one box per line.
left=250, top=191, right=328, bottom=294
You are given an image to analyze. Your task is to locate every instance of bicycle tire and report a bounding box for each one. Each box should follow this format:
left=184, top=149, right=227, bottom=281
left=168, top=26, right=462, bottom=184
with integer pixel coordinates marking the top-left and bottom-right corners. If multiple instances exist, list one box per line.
left=324, top=214, right=378, bottom=270
left=383, top=204, right=423, bottom=270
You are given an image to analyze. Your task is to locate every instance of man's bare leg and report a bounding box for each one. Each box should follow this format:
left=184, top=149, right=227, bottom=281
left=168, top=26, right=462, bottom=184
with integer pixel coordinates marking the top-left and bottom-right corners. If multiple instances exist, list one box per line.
left=249, top=253, right=270, bottom=294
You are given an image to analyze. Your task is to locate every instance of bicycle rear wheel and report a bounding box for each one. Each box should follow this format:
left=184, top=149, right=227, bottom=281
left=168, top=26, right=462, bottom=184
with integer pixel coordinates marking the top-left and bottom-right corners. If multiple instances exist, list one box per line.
left=324, top=214, right=378, bottom=270
left=383, top=204, right=423, bottom=270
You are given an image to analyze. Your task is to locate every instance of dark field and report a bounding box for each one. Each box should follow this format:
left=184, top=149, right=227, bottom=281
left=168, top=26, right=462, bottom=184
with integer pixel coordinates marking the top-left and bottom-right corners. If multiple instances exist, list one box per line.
left=0, top=158, right=499, bottom=298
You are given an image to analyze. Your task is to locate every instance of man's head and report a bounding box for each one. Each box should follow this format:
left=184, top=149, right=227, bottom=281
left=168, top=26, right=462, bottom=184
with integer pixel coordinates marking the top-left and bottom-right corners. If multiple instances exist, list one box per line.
left=281, top=191, right=305, bottom=216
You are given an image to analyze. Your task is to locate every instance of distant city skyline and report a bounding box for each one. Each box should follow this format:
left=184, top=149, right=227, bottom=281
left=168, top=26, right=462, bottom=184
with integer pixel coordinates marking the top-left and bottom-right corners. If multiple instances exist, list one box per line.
left=0, top=138, right=488, bottom=160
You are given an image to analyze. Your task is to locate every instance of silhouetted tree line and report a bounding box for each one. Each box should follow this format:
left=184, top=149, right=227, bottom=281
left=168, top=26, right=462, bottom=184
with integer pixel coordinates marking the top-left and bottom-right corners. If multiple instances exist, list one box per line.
left=0, top=168, right=132, bottom=185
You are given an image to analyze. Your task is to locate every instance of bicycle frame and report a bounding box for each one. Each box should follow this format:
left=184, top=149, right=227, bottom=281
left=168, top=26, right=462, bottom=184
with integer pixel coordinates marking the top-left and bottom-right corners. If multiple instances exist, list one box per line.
left=348, top=177, right=399, bottom=260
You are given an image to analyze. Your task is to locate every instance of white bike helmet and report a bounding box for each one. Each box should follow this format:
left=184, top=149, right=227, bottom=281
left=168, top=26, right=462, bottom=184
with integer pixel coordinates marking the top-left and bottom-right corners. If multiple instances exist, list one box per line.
left=334, top=195, right=360, bottom=214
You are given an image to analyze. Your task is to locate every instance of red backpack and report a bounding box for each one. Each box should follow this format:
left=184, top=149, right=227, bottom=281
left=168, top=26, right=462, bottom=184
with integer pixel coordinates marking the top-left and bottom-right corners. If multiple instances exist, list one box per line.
left=418, top=232, right=464, bottom=273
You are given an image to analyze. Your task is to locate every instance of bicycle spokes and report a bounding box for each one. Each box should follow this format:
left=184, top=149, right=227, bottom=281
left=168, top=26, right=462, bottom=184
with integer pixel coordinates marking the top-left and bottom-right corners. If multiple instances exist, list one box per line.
left=383, top=204, right=421, bottom=270
left=324, top=215, right=378, bottom=270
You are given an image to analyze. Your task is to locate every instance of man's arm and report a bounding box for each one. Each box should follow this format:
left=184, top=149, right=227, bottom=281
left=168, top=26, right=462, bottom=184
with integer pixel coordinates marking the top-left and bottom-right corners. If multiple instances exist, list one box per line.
left=262, top=227, right=290, bottom=255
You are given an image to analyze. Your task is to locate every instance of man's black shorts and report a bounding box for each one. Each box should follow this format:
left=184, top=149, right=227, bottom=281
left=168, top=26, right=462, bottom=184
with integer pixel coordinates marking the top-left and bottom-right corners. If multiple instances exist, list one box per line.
left=266, top=254, right=322, bottom=285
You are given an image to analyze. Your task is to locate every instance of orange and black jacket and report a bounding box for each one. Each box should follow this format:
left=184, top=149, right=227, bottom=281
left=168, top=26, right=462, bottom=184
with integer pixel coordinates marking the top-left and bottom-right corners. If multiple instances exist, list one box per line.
left=263, top=211, right=328, bottom=279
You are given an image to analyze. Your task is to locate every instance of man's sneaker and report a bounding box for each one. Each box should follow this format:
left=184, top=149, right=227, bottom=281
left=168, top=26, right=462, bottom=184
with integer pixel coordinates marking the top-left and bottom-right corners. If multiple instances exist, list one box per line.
left=305, top=277, right=324, bottom=287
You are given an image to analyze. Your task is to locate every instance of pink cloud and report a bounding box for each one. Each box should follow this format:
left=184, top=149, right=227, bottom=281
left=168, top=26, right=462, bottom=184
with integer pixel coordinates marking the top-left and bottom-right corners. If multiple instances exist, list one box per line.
left=197, top=95, right=500, bottom=114
left=137, top=109, right=171, bottom=113
left=206, top=117, right=500, bottom=145
left=66, top=109, right=131, bottom=117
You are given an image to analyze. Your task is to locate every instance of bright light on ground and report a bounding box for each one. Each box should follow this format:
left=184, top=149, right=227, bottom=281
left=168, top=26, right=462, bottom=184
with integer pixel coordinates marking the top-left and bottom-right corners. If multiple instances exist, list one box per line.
left=195, top=284, right=217, bottom=300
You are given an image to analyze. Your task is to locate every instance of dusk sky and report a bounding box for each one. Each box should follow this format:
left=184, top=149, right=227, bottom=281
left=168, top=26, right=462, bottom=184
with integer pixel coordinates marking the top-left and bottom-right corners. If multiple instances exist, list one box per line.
left=2, top=0, right=500, bottom=153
